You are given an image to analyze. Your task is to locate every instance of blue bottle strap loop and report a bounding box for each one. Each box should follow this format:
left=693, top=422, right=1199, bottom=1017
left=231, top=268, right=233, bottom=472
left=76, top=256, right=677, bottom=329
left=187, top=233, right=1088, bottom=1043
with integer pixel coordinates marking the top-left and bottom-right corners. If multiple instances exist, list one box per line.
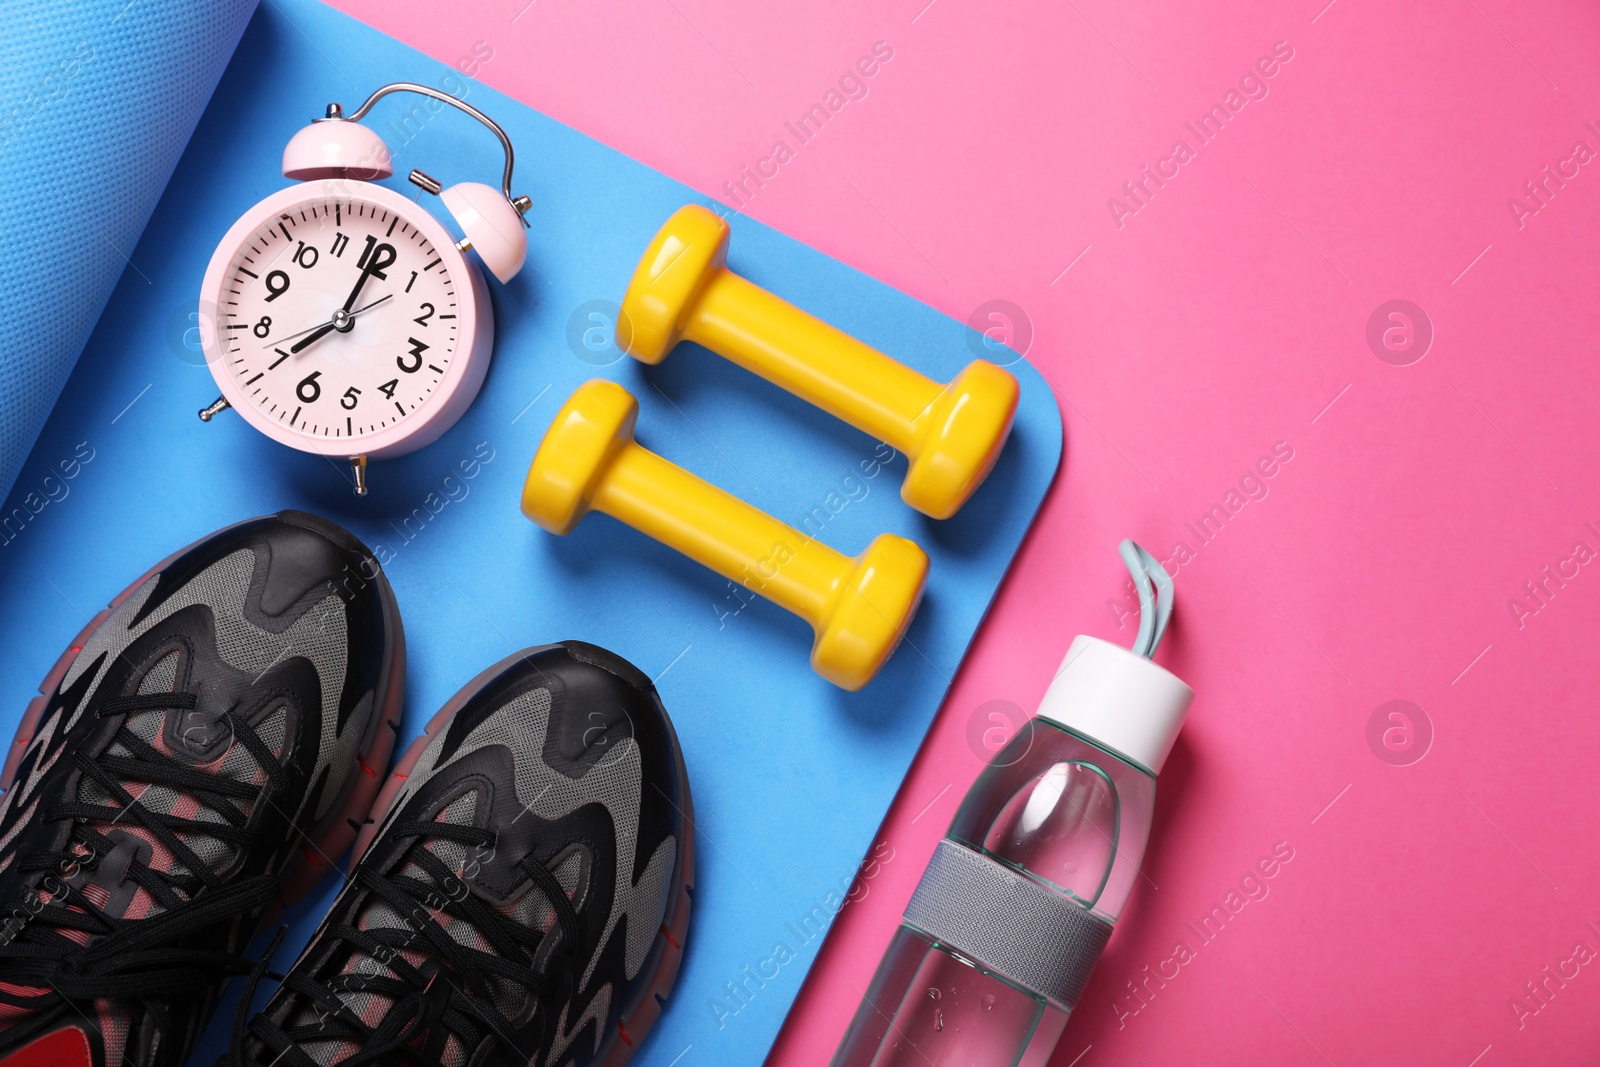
left=1119, top=539, right=1173, bottom=660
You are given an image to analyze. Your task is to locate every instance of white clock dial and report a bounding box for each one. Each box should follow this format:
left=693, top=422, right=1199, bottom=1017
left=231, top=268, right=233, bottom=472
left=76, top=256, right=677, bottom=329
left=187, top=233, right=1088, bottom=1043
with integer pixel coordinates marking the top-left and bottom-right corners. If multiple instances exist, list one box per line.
left=220, top=196, right=459, bottom=444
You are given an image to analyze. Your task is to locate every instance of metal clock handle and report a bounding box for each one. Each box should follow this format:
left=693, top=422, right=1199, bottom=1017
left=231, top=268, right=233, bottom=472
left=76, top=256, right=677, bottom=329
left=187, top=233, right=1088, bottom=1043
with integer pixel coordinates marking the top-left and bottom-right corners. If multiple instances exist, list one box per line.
left=341, top=82, right=531, bottom=226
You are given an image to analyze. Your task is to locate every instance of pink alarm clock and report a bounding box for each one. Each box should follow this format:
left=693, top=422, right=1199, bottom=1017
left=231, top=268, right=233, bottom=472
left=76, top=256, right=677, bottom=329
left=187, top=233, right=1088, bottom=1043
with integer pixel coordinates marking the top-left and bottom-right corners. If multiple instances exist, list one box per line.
left=197, top=82, right=529, bottom=495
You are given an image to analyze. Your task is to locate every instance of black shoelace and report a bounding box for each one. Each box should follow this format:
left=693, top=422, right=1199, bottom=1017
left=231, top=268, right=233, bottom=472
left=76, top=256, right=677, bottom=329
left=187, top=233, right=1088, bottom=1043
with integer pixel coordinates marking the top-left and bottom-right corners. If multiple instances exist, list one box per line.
left=230, top=821, right=584, bottom=1067
left=0, top=691, right=288, bottom=1059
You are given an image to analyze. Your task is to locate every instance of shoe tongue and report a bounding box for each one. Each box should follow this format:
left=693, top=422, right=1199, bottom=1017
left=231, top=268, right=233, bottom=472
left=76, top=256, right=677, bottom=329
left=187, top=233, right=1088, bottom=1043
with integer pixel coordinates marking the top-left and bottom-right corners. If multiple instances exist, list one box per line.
left=292, top=790, right=485, bottom=1067
left=132, top=650, right=231, bottom=763
left=111, top=650, right=185, bottom=754
left=292, top=791, right=584, bottom=1067
left=70, top=651, right=286, bottom=917
left=169, top=700, right=232, bottom=761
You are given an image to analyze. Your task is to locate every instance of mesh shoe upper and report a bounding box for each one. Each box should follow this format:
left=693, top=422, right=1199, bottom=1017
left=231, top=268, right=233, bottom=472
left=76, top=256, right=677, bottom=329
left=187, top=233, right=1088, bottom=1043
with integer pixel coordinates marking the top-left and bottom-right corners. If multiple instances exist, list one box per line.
left=0, top=512, right=401, bottom=1067
left=235, top=642, right=690, bottom=1067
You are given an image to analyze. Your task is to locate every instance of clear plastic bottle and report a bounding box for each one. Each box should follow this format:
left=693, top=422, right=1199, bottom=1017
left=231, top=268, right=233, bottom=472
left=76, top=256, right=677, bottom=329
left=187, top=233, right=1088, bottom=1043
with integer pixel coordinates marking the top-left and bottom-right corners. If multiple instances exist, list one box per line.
left=834, top=544, right=1191, bottom=1067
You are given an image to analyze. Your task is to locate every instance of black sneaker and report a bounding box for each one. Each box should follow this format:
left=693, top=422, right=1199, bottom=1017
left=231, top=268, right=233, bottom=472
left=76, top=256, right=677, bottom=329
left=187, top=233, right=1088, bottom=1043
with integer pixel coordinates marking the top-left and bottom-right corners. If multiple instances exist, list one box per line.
left=0, top=512, right=405, bottom=1067
left=228, top=642, right=694, bottom=1067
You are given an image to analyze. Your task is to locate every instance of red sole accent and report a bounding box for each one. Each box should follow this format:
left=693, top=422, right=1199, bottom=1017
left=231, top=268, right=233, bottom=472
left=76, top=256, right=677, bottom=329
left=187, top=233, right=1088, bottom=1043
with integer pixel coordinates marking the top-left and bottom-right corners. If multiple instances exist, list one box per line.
left=0, top=1025, right=93, bottom=1066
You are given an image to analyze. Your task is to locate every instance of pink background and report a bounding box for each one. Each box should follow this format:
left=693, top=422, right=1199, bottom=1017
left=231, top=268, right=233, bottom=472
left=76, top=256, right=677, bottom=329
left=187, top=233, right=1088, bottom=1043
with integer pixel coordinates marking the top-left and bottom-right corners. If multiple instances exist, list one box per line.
left=325, top=0, right=1600, bottom=1062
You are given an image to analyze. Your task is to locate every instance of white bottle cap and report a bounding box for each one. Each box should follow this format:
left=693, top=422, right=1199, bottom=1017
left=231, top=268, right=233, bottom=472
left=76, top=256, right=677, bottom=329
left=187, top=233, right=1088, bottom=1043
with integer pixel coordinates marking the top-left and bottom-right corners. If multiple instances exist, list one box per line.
left=1034, top=635, right=1194, bottom=774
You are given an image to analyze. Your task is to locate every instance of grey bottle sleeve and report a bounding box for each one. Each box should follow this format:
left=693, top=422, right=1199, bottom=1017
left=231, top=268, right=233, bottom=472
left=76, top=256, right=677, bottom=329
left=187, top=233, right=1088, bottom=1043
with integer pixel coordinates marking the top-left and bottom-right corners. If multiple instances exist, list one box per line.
left=903, top=839, right=1113, bottom=1008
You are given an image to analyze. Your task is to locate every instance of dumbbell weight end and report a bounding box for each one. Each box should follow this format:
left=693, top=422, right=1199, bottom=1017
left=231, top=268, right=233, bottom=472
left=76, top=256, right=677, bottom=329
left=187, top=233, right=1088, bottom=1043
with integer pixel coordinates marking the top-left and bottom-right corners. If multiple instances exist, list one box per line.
left=620, top=204, right=1019, bottom=519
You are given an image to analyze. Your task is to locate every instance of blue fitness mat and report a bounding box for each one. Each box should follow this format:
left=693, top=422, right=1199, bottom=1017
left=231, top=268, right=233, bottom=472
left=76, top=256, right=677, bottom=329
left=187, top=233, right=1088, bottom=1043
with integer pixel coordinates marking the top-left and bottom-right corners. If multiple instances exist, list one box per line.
left=0, top=0, right=258, bottom=506
left=0, top=1, right=1061, bottom=1063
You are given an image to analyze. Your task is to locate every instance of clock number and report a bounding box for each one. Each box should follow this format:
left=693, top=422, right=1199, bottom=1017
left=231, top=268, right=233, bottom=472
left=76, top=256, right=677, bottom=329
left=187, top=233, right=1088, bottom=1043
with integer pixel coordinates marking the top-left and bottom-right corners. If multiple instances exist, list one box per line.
left=397, top=337, right=428, bottom=374
left=253, top=315, right=272, bottom=338
left=413, top=303, right=435, bottom=327
left=377, top=378, right=399, bottom=399
left=292, top=240, right=319, bottom=269
left=263, top=270, right=291, bottom=303
left=356, top=235, right=398, bottom=279
left=340, top=386, right=361, bottom=410
left=296, top=370, right=323, bottom=404
left=404, top=271, right=418, bottom=294
left=330, top=231, right=349, bottom=258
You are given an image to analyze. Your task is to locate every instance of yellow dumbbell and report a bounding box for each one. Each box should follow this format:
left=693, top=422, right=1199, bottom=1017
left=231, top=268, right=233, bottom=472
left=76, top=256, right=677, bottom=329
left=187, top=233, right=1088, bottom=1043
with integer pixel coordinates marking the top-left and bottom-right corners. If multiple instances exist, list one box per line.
left=521, top=380, right=929, bottom=691
left=620, top=204, right=1020, bottom=520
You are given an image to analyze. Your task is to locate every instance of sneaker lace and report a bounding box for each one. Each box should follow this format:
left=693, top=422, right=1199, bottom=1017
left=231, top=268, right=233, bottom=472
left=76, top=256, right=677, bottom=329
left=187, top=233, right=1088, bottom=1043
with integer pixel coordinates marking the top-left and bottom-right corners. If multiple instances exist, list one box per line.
left=230, top=822, right=584, bottom=1067
left=0, top=691, right=288, bottom=1055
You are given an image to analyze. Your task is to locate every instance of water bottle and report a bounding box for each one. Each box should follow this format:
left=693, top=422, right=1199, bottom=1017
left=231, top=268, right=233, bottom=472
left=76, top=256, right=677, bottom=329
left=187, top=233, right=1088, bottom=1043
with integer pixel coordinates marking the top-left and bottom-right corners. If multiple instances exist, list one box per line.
left=833, top=542, right=1193, bottom=1067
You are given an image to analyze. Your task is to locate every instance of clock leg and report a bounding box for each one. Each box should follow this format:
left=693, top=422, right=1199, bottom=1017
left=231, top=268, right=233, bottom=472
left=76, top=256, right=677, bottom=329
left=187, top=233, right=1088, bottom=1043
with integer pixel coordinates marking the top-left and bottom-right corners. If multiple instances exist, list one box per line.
left=197, top=396, right=231, bottom=422
left=350, top=455, right=369, bottom=497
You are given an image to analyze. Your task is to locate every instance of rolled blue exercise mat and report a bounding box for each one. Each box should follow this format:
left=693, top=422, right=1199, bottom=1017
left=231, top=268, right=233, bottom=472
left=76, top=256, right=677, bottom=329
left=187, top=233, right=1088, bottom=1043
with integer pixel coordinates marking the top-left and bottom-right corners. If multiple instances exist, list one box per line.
left=0, top=0, right=259, bottom=502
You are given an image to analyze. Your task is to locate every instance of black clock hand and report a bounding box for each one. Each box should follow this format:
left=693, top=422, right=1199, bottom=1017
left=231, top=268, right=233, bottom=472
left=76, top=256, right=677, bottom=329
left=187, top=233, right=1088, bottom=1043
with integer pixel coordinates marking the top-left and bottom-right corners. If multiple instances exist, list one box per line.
left=340, top=264, right=374, bottom=315
left=265, top=295, right=393, bottom=350
left=281, top=263, right=380, bottom=352
left=285, top=259, right=383, bottom=352
left=289, top=321, right=337, bottom=353
left=284, top=294, right=394, bottom=354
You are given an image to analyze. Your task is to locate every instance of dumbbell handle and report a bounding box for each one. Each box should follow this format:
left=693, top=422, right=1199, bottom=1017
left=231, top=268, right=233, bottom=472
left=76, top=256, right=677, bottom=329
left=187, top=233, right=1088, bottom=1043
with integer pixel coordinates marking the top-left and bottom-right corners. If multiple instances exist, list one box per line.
left=597, top=441, right=846, bottom=625
left=685, top=272, right=937, bottom=454
left=526, top=380, right=932, bottom=689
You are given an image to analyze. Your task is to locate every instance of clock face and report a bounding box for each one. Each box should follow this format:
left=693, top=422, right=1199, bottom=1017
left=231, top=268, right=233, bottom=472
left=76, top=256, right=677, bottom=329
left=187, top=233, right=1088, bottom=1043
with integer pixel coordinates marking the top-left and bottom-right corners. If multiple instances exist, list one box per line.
left=216, top=194, right=460, bottom=445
